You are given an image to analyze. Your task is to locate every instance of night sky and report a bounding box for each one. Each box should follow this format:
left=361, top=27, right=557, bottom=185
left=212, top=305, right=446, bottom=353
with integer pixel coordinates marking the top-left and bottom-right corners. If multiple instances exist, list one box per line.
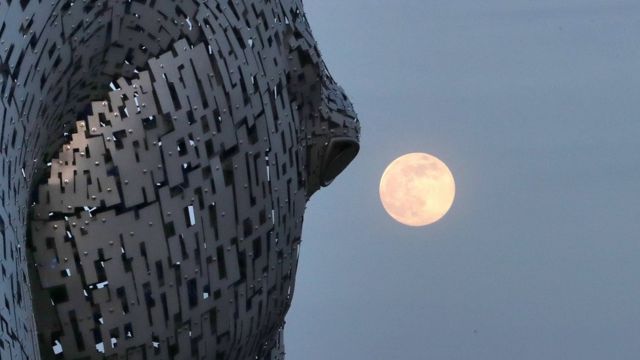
left=285, top=1, right=640, bottom=359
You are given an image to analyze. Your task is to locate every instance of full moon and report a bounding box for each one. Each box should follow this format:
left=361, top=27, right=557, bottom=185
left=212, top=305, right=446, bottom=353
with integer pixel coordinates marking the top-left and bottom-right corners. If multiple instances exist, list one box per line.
left=379, top=153, right=456, bottom=227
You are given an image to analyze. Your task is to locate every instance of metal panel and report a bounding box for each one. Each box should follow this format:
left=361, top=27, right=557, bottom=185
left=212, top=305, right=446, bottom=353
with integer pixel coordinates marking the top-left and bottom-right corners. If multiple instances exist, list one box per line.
left=0, top=1, right=360, bottom=358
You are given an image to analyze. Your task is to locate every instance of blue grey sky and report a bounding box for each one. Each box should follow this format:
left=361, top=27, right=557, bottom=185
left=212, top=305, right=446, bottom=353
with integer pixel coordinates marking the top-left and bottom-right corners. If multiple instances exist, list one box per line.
left=285, top=1, right=640, bottom=359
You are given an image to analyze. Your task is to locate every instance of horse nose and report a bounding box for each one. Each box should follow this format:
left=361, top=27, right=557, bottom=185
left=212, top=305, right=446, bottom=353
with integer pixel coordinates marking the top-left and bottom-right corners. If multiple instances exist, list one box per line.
left=320, top=71, right=360, bottom=184
left=320, top=136, right=360, bottom=187
left=306, top=70, right=361, bottom=195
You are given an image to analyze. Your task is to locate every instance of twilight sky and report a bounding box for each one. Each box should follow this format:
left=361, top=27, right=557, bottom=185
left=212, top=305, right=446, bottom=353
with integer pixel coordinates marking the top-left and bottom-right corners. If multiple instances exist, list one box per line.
left=285, top=1, right=640, bottom=359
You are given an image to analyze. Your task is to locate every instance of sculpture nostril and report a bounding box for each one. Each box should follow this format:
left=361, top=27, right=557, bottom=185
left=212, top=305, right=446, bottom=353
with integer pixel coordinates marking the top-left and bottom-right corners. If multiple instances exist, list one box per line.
left=320, top=137, right=360, bottom=187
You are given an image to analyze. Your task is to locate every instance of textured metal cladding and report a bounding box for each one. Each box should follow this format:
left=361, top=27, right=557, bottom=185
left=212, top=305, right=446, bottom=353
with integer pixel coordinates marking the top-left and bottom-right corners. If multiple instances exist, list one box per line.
left=0, top=1, right=360, bottom=359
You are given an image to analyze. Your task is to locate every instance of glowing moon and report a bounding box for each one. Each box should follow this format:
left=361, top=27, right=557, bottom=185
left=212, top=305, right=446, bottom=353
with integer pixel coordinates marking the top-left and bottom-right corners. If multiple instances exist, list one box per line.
left=379, top=153, right=455, bottom=227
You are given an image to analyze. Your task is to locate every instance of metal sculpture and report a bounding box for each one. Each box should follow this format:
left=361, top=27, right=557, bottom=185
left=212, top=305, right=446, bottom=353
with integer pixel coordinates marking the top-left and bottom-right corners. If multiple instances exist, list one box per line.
left=0, top=0, right=360, bottom=358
